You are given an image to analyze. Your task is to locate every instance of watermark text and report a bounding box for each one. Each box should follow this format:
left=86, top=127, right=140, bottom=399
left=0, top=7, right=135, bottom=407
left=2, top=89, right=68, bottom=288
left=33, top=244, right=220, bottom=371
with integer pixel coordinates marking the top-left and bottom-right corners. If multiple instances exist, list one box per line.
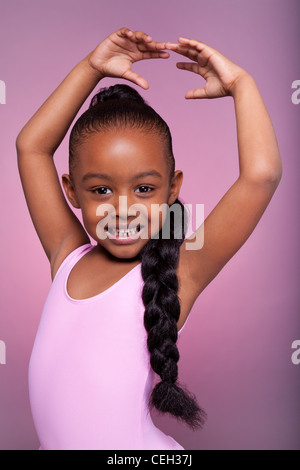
left=0, top=340, right=6, bottom=365
left=0, top=80, right=6, bottom=105
left=291, top=340, right=300, bottom=365
left=95, top=197, right=204, bottom=250
left=291, top=80, right=300, bottom=105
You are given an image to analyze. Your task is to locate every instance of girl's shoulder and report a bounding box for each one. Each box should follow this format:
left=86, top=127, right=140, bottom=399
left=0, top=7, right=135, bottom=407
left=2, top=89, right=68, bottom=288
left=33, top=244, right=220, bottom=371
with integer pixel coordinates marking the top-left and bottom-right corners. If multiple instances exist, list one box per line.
left=50, top=238, right=92, bottom=281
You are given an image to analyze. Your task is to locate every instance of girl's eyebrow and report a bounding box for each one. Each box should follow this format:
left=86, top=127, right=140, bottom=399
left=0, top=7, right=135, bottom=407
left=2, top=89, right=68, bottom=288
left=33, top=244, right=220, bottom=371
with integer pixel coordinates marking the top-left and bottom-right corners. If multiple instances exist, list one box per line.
left=82, top=170, right=162, bottom=182
left=82, top=172, right=113, bottom=182
left=132, top=171, right=162, bottom=180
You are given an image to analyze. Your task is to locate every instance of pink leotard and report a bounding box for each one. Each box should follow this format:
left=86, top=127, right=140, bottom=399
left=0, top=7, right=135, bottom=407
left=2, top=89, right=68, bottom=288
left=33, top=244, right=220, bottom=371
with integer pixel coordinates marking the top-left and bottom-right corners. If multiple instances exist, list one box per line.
left=28, top=243, right=186, bottom=450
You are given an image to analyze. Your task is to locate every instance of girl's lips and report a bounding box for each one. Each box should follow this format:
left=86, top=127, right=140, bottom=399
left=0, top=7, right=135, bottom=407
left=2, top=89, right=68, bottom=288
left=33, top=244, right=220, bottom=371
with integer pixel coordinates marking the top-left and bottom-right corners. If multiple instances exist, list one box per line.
left=105, top=225, right=145, bottom=245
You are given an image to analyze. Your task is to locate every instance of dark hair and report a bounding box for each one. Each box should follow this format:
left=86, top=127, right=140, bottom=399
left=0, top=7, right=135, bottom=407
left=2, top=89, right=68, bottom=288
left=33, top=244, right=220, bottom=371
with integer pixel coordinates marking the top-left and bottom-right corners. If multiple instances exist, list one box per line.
left=69, top=84, right=174, bottom=179
left=69, top=84, right=206, bottom=429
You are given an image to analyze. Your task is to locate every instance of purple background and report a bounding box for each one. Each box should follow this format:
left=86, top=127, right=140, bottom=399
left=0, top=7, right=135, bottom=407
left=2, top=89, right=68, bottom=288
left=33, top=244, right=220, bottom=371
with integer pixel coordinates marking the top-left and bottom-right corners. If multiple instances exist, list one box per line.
left=0, top=0, right=299, bottom=450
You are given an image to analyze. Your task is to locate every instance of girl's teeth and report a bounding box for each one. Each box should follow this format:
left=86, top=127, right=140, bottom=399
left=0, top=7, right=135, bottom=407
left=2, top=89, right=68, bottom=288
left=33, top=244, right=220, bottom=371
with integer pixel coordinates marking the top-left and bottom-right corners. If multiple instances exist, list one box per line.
left=109, top=226, right=140, bottom=237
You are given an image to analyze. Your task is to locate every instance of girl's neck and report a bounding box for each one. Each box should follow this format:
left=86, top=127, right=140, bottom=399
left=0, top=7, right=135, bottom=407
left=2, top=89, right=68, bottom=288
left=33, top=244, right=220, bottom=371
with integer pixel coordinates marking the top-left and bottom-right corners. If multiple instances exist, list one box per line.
left=94, top=242, right=141, bottom=265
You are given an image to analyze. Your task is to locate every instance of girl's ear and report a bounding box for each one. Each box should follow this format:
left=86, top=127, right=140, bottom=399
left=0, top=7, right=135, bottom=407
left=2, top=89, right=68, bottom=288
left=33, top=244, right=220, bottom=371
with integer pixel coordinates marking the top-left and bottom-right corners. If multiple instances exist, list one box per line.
left=62, top=174, right=81, bottom=209
left=168, top=170, right=183, bottom=205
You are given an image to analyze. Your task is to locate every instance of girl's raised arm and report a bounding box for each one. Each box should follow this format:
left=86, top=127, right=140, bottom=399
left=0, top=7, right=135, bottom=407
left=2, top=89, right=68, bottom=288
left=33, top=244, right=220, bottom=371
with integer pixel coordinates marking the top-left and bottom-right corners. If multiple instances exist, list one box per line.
left=16, top=28, right=169, bottom=278
left=165, top=38, right=282, bottom=325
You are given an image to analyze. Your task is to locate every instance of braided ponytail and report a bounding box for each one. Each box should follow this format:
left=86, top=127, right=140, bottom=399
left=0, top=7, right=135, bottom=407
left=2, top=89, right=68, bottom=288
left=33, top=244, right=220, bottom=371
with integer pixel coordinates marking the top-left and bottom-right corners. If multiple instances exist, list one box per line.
left=140, top=199, right=206, bottom=429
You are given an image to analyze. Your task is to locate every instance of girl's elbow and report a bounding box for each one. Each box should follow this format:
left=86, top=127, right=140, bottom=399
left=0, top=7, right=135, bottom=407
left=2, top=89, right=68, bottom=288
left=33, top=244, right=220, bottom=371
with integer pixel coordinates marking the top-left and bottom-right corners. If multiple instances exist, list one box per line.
left=265, top=163, right=282, bottom=187
left=16, top=132, right=38, bottom=156
left=16, top=132, right=28, bottom=154
left=244, top=159, right=282, bottom=188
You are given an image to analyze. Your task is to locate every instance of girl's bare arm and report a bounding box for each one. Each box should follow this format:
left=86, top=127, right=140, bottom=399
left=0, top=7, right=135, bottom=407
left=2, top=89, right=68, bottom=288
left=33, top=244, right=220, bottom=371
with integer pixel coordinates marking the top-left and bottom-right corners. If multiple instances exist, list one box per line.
left=165, top=38, right=282, bottom=318
left=17, top=56, right=101, bottom=274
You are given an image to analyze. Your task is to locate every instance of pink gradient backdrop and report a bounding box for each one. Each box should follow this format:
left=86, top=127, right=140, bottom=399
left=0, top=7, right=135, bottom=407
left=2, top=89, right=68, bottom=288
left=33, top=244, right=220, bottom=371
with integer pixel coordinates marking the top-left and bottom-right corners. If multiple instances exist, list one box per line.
left=1, top=0, right=299, bottom=450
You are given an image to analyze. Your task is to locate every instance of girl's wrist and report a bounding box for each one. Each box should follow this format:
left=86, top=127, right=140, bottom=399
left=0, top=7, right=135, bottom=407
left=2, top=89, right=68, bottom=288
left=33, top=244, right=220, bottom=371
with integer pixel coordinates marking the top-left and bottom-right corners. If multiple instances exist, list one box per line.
left=229, top=71, right=256, bottom=98
left=84, top=52, right=105, bottom=81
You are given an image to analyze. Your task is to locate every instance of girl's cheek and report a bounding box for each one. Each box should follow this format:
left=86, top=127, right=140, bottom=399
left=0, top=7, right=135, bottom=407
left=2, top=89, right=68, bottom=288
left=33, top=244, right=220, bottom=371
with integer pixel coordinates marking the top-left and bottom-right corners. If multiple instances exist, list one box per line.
left=79, top=204, right=102, bottom=238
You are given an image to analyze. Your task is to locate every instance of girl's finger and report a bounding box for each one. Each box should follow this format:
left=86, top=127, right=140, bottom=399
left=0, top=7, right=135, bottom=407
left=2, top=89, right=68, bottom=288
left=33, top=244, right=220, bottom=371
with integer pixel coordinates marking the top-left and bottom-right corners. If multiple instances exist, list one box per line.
left=138, top=41, right=168, bottom=52
left=122, top=69, right=149, bottom=90
left=165, top=42, right=180, bottom=49
left=130, top=30, right=153, bottom=43
left=178, top=37, right=206, bottom=51
left=176, top=62, right=200, bottom=73
left=165, top=42, right=188, bottom=52
left=178, top=37, right=218, bottom=60
left=117, top=27, right=134, bottom=38
left=185, top=88, right=207, bottom=99
left=136, top=50, right=169, bottom=60
left=137, top=38, right=169, bottom=51
left=165, top=42, right=199, bottom=61
left=128, top=30, right=169, bottom=50
left=143, top=51, right=170, bottom=59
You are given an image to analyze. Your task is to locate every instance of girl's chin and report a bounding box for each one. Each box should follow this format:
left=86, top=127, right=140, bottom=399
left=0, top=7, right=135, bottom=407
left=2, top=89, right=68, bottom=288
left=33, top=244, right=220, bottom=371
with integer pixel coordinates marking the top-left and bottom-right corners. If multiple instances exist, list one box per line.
left=96, top=238, right=148, bottom=259
left=93, top=224, right=162, bottom=257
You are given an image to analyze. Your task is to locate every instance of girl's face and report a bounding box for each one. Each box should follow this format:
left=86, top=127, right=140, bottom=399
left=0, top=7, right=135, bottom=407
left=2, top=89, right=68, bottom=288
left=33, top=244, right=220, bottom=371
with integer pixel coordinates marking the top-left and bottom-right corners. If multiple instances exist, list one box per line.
left=63, top=128, right=183, bottom=259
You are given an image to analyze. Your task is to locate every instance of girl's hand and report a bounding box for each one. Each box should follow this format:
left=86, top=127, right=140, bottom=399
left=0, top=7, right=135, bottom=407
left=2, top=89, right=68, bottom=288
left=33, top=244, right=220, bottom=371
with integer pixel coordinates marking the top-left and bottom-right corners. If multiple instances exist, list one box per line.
left=166, top=37, right=249, bottom=99
left=88, top=27, right=170, bottom=89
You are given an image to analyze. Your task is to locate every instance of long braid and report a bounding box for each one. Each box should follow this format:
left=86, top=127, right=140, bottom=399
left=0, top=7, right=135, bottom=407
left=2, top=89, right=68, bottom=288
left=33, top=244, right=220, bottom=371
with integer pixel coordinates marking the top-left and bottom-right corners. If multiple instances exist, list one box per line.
left=140, top=199, right=206, bottom=429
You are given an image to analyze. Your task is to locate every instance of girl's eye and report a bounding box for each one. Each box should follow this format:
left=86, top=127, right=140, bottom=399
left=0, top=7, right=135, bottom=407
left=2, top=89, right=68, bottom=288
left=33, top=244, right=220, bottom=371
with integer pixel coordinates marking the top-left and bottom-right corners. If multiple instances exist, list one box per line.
left=135, top=186, right=153, bottom=193
left=92, top=187, right=112, bottom=195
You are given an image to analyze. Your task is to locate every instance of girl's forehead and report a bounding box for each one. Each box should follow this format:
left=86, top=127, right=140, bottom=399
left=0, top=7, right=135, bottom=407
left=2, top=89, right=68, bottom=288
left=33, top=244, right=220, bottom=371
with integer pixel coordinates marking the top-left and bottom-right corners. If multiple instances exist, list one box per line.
left=79, top=127, right=163, bottom=149
left=75, top=128, right=169, bottom=173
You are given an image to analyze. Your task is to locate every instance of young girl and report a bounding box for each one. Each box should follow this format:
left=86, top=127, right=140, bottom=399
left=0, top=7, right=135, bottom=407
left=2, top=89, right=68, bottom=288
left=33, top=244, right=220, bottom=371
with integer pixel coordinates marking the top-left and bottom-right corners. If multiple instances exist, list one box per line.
left=16, top=28, right=282, bottom=450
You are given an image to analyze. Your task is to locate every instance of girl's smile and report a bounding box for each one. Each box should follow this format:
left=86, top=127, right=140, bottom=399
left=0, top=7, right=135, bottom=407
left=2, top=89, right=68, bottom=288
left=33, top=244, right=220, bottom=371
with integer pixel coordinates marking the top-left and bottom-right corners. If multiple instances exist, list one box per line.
left=105, top=222, right=144, bottom=244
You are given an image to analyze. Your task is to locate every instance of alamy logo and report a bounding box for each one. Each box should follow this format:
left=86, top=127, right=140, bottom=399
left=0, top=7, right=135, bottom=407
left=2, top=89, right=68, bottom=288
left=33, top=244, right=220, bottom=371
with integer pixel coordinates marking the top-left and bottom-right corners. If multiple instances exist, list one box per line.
left=95, top=197, right=204, bottom=250
left=0, top=80, right=6, bottom=104
left=291, top=80, right=300, bottom=105
left=0, top=340, right=6, bottom=365
left=291, top=340, right=300, bottom=365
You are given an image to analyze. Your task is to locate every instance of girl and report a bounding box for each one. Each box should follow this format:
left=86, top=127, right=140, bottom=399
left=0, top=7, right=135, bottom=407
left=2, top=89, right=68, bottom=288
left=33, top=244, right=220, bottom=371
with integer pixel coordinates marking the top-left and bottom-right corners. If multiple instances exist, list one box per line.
left=16, top=28, right=282, bottom=450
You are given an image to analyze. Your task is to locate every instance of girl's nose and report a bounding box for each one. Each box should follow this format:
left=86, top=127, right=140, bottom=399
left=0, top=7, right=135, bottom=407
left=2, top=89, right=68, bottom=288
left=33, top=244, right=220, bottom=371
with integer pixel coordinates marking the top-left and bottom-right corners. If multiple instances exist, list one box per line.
left=114, top=194, right=147, bottom=226
left=114, top=195, right=130, bottom=219
left=114, top=194, right=137, bottom=223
